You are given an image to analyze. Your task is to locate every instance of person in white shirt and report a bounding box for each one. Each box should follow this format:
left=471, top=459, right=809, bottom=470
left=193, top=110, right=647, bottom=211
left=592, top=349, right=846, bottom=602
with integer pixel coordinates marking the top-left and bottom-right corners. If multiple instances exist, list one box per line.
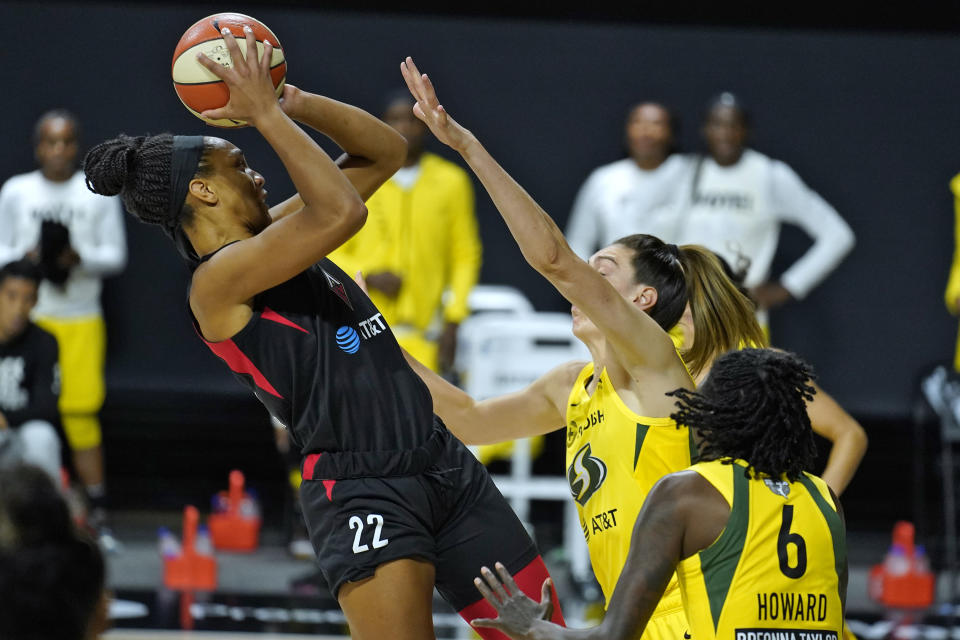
left=676, top=93, right=855, bottom=314
left=0, top=110, right=126, bottom=549
left=565, top=103, right=691, bottom=259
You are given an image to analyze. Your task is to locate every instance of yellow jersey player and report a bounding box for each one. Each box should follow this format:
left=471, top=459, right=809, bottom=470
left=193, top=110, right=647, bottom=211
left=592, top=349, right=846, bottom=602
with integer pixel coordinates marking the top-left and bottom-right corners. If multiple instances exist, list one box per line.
left=471, top=348, right=846, bottom=640
left=397, top=57, right=765, bottom=640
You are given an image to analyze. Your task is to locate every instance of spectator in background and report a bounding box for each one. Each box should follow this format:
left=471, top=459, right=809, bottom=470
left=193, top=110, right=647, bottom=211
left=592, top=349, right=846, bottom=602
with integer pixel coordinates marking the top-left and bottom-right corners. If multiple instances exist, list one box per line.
left=565, top=102, right=690, bottom=259
left=328, top=92, right=481, bottom=377
left=945, top=173, right=960, bottom=371
left=676, top=93, right=854, bottom=322
left=0, top=464, right=109, bottom=640
left=0, top=109, right=127, bottom=549
left=0, top=259, right=61, bottom=484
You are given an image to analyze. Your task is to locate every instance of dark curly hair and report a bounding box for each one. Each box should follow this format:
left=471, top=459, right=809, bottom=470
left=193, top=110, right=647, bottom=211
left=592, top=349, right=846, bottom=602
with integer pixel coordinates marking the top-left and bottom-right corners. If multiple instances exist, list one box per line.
left=668, top=348, right=817, bottom=481
left=82, top=133, right=212, bottom=239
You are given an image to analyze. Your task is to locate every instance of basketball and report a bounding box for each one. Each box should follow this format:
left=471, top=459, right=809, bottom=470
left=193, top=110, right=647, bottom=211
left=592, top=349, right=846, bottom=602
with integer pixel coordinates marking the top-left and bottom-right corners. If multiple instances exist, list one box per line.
left=172, top=13, right=286, bottom=128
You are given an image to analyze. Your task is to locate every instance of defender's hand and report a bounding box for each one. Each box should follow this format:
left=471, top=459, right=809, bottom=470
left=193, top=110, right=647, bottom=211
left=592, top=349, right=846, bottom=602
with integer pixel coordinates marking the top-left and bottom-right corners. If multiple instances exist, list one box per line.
left=401, top=56, right=475, bottom=153
left=471, top=563, right=555, bottom=640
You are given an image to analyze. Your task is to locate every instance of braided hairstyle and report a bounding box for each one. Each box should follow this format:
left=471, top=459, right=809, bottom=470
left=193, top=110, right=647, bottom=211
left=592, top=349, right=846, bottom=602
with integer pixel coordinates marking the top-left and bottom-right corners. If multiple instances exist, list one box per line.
left=668, top=348, right=817, bottom=481
left=82, top=133, right=212, bottom=240
left=614, top=234, right=687, bottom=331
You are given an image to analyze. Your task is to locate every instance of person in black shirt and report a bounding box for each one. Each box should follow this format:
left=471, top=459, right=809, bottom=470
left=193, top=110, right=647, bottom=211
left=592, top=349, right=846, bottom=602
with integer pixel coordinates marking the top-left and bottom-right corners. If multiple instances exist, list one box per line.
left=83, top=29, right=564, bottom=639
left=0, top=259, right=61, bottom=483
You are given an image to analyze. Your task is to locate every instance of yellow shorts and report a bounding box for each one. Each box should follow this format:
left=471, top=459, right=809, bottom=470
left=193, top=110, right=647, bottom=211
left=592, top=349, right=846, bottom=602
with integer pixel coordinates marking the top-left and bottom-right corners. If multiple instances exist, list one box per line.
left=640, top=589, right=690, bottom=640
left=33, top=314, right=106, bottom=450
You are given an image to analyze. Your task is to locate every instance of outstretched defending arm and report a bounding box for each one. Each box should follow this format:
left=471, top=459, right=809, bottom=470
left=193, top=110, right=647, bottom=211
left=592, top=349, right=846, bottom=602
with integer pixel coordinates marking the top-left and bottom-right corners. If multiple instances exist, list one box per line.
left=405, top=347, right=577, bottom=445
left=399, top=57, right=679, bottom=378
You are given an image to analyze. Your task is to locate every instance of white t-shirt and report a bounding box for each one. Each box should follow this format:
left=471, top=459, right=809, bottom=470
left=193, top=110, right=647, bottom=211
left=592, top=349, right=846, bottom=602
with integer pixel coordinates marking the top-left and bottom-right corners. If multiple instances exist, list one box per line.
left=565, top=154, right=692, bottom=259
left=675, top=149, right=854, bottom=299
left=0, top=170, right=126, bottom=317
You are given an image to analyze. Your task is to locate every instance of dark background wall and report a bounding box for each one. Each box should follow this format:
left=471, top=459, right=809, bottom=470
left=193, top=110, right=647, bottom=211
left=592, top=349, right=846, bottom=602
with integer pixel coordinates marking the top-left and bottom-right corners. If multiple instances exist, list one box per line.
left=2, top=2, right=957, bottom=525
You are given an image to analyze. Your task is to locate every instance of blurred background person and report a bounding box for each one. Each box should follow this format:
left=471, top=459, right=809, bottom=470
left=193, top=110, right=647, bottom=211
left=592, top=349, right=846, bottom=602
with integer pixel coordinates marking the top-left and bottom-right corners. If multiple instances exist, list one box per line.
left=0, top=259, right=61, bottom=484
left=0, top=464, right=109, bottom=640
left=0, top=109, right=127, bottom=549
left=328, top=91, right=481, bottom=377
left=565, top=102, right=690, bottom=259
left=945, top=172, right=960, bottom=371
left=676, top=92, right=854, bottom=324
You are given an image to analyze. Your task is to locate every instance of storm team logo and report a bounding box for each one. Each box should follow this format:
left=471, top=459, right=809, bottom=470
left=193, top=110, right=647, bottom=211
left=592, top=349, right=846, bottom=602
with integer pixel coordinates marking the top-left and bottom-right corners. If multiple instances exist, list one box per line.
left=568, top=443, right=607, bottom=506
left=764, top=478, right=790, bottom=497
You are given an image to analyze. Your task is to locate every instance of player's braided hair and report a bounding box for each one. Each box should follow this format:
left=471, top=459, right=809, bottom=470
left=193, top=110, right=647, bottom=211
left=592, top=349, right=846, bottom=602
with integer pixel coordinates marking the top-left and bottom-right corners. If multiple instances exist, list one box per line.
left=82, top=133, right=212, bottom=236
left=668, top=348, right=818, bottom=481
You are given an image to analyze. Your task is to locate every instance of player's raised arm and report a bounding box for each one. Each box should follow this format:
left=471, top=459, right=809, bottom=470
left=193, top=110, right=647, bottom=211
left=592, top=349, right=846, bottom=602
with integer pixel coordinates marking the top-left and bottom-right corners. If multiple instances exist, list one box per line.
left=400, top=57, right=678, bottom=376
left=269, top=84, right=407, bottom=220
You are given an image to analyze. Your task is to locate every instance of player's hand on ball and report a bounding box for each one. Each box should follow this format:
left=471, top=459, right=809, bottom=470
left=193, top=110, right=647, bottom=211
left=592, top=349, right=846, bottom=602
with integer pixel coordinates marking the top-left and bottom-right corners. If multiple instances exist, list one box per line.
left=196, top=26, right=279, bottom=125
left=470, top=563, right=555, bottom=640
left=401, top=56, right=475, bottom=152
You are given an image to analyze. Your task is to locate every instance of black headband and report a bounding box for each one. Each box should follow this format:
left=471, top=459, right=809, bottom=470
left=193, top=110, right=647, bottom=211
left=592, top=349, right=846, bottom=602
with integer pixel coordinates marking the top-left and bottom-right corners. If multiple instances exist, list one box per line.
left=167, top=135, right=204, bottom=268
left=168, top=135, right=205, bottom=220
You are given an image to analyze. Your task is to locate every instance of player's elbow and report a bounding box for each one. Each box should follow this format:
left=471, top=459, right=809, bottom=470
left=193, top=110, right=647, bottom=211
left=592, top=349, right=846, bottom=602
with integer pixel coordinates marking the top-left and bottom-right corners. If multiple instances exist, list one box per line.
left=335, top=198, right=368, bottom=237
left=848, top=421, right=868, bottom=455
left=382, top=128, right=408, bottom=173
left=532, top=239, right=577, bottom=280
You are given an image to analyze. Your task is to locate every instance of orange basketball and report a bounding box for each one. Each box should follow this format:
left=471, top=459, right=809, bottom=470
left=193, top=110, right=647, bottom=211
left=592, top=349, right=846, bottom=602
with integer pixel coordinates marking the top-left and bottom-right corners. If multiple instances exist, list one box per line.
left=172, top=13, right=286, bottom=128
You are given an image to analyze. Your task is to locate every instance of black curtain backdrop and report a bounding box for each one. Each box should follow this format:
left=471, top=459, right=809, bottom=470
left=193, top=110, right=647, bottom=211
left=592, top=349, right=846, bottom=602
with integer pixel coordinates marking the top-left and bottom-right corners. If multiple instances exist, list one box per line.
left=3, top=1, right=958, bottom=418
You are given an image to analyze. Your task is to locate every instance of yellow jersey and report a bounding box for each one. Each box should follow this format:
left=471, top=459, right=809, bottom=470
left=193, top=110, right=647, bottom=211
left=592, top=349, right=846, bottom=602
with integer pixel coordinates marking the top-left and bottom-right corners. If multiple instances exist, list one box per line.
left=678, top=460, right=845, bottom=640
left=945, top=173, right=960, bottom=370
left=566, top=363, right=697, bottom=616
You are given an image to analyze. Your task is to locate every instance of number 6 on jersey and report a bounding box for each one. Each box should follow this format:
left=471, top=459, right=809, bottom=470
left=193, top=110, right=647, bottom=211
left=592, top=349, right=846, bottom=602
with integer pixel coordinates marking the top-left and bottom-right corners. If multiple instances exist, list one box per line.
left=777, top=504, right=808, bottom=578
left=349, top=513, right=389, bottom=553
